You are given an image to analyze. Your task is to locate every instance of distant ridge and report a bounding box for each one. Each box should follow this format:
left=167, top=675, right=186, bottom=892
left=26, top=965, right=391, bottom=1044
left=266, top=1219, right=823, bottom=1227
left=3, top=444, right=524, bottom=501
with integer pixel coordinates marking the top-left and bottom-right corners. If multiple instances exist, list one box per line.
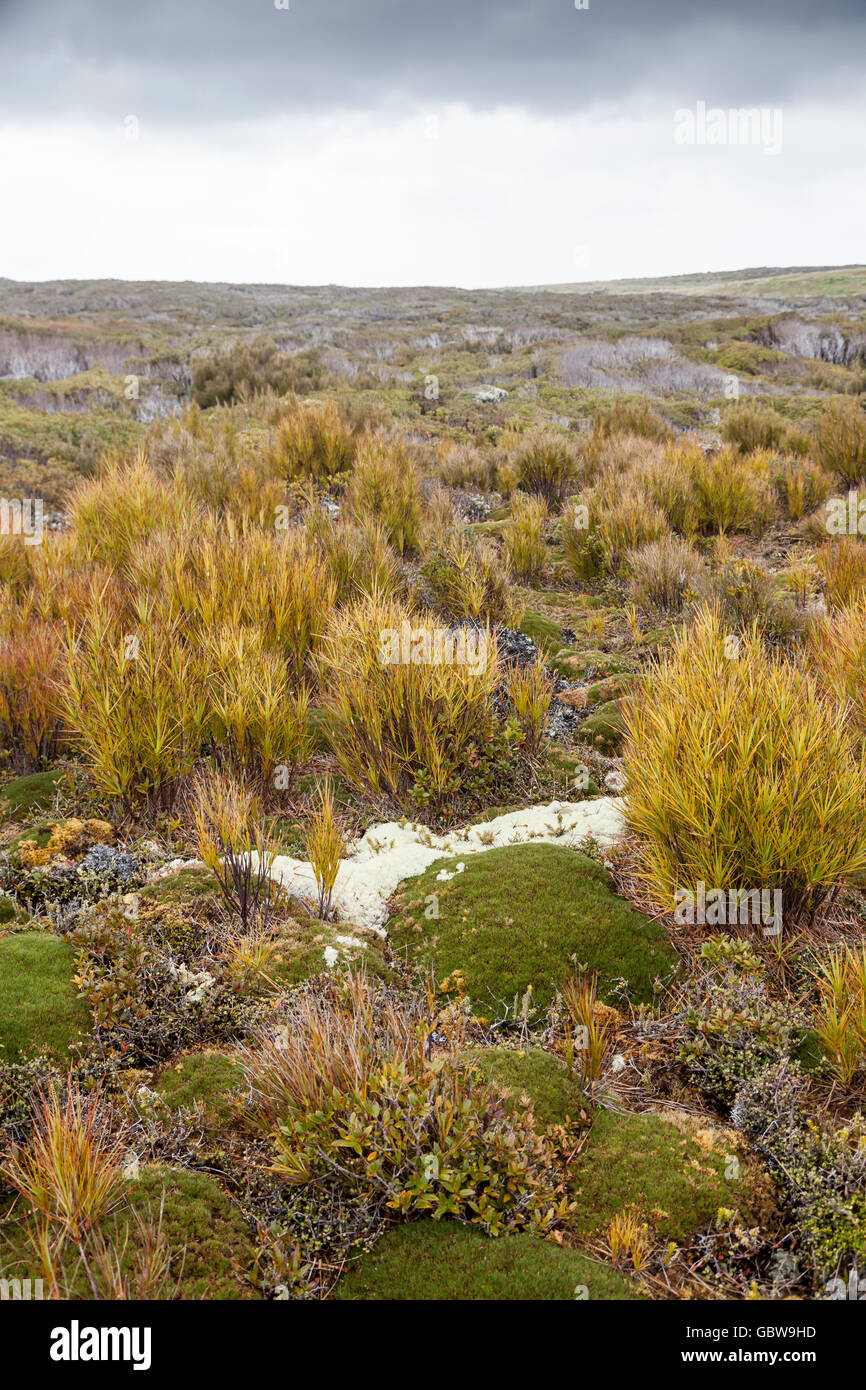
left=511, top=265, right=866, bottom=298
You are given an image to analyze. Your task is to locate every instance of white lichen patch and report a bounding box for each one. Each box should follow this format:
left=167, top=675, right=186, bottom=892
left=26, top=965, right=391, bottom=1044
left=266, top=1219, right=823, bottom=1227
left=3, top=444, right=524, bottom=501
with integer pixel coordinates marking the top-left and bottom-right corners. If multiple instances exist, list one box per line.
left=254, top=798, right=626, bottom=934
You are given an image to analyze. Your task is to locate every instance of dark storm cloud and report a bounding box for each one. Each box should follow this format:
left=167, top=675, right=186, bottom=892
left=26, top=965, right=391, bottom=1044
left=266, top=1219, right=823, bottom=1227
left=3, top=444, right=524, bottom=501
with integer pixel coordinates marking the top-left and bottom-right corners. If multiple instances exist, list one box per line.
left=0, top=0, right=863, bottom=123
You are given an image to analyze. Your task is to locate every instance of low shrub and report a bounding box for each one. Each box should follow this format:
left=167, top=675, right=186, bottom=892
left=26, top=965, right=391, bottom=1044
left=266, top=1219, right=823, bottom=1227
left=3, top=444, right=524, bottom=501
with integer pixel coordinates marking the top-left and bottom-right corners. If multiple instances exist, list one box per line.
left=68, top=451, right=189, bottom=569
left=732, top=1061, right=866, bottom=1279
left=192, top=337, right=333, bottom=408
left=61, top=608, right=205, bottom=809
left=681, top=936, right=801, bottom=1106
left=242, top=974, right=571, bottom=1238
left=703, top=557, right=803, bottom=643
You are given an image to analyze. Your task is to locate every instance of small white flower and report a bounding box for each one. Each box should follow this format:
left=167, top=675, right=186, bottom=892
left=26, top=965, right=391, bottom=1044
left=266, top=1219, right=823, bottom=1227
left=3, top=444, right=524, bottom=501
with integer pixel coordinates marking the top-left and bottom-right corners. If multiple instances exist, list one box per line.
left=323, top=945, right=339, bottom=969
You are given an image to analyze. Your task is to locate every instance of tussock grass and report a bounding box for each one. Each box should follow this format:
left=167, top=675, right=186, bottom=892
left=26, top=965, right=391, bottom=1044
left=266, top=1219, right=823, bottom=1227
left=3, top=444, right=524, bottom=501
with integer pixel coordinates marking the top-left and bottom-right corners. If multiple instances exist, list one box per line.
left=815, top=536, right=866, bottom=610
left=624, top=605, right=866, bottom=923
left=814, top=396, right=866, bottom=483
left=627, top=536, right=704, bottom=614
left=315, top=591, right=499, bottom=815
left=511, top=429, right=579, bottom=507
left=502, top=493, right=548, bottom=580
left=346, top=433, right=423, bottom=554
left=420, top=524, right=518, bottom=624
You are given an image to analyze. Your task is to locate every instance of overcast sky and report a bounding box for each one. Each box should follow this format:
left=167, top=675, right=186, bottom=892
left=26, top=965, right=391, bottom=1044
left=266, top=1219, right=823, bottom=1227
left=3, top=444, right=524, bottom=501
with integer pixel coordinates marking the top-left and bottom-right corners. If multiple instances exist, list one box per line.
left=0, top=0, right=864, bottom=287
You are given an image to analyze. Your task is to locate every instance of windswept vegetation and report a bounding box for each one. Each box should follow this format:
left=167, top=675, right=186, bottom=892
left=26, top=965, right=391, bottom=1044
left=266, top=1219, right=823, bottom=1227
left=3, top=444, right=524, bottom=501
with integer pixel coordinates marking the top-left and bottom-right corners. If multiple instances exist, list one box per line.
left=1, top=269, right=866, bottom=1304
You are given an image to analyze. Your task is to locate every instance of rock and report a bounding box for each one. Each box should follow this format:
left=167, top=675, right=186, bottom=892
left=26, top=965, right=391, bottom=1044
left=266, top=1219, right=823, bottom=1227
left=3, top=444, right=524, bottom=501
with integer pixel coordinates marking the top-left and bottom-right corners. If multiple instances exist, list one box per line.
left=604, top=768, right=628, bottom=795
left=449, top=489, right=492, bottom=522
left=472, top=386, right=508, bottom=403
left=150, top=857, right=205, bottom=881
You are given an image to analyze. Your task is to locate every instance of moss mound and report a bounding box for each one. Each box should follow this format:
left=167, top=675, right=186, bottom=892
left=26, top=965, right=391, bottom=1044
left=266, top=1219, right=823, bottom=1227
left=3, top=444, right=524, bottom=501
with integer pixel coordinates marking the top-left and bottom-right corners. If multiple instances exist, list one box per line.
left=570, top=1108, right=767, bottom=1243
left=581, top=700, right=625, bottom=755
left=0, top=932, right=91, bottom=1064
left=391, top=842, right=677, bottom=1012
left=0, top=1166, right=255, bottom=1300
left=335, top=1220, right=640, bottom=1300
left=0, top=769, right=65, bottom=820
left=137, top=864, right=222, bottom=904
left=124, top=1167, right=255, bottom=1299
left=469, top=1046, right=584, bottom=1130
left=154, top=1051, right=245, bottom=1130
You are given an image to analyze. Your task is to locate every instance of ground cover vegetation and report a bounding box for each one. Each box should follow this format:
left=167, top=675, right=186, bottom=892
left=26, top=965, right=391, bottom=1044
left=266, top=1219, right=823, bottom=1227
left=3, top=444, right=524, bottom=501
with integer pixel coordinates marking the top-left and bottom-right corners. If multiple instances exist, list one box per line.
left=1, top=268, right=866, bottom=1300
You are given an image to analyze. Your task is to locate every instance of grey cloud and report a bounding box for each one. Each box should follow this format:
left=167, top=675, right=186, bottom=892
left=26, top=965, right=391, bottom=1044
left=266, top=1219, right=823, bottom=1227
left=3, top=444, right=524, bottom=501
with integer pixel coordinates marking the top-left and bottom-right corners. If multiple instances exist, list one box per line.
left=0, top=0, right=864, bottom=124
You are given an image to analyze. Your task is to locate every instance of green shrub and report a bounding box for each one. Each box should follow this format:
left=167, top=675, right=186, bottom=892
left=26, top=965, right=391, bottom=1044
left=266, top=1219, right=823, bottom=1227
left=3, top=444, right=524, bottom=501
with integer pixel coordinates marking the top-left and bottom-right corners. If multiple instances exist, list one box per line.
left=732, top=1062, right=866, bottom=1279
left=680, top=937, right=800, bottom=1106
left=193, top=337, right=333, bottom=408
left=704, top=557, right=803, bottom=642
left=242, top=975, right=570, bottom=1238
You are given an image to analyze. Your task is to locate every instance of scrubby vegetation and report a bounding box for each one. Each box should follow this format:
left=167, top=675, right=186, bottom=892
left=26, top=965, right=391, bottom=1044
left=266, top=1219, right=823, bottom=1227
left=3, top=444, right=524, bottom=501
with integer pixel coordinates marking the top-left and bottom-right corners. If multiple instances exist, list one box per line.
left=1, top=269, right=866, bottom=1302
